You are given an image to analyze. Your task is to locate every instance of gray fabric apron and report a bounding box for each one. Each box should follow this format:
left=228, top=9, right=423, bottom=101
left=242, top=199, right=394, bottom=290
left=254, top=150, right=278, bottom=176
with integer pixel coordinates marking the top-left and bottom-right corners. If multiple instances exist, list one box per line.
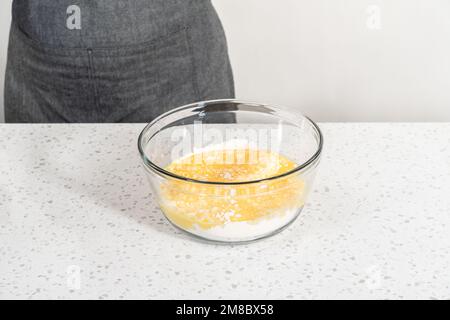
left=4, top=0, right=234, bottom=123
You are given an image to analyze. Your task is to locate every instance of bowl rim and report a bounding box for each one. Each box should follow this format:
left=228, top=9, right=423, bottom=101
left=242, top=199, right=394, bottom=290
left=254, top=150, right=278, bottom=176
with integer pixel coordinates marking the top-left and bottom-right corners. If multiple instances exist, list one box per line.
left=137, top=99, right=323, bottom=185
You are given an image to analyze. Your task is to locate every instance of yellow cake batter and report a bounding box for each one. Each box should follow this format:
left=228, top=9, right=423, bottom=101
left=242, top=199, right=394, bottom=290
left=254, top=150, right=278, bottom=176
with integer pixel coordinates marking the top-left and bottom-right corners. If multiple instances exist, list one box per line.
left=159, top=148, right=305, bottom=230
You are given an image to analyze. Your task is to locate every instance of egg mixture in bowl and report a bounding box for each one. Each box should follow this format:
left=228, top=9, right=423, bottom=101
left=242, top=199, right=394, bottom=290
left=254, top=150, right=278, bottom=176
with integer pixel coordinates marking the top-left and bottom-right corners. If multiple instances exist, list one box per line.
left=138, top=100, right=322, bottom=243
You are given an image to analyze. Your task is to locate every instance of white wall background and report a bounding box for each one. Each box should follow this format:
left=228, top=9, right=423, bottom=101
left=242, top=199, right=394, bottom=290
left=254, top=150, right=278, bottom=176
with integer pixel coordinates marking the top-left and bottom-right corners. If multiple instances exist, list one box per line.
left=1, top=0, right=450, bottom=122
left=0, top=0, right=12, bottom=122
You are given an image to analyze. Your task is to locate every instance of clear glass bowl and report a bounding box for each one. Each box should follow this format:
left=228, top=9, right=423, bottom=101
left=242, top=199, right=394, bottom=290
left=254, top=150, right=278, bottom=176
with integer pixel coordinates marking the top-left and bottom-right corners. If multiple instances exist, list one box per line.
left=138, top=100, right=323, bottom=243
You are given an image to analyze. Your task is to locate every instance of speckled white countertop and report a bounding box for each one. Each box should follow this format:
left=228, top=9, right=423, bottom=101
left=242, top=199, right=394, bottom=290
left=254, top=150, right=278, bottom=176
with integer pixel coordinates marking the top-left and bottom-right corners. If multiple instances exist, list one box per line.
left=1, top=123, right=449, bottom=300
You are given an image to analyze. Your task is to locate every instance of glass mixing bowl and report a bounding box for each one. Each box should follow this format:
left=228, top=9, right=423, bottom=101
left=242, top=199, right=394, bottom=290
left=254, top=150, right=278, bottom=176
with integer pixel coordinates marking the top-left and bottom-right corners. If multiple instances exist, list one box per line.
left=138, top=100, right=323, bottom=243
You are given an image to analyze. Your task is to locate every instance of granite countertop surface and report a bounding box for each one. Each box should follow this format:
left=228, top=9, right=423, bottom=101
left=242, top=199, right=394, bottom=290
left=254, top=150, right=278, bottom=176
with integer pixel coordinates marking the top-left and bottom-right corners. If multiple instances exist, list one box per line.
left=0, top=123, right=449, bottom=299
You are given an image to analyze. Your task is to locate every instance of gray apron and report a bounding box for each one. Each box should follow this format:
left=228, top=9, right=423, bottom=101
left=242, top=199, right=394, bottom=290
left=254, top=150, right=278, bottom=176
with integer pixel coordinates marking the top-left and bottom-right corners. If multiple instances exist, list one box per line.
left=4, top=0, right=234, bottom=123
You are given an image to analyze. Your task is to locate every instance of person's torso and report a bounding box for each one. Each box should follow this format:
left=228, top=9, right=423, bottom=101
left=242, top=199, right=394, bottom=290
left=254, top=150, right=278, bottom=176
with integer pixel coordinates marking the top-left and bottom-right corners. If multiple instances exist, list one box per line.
left=12, top=0, right=208, bottom=48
